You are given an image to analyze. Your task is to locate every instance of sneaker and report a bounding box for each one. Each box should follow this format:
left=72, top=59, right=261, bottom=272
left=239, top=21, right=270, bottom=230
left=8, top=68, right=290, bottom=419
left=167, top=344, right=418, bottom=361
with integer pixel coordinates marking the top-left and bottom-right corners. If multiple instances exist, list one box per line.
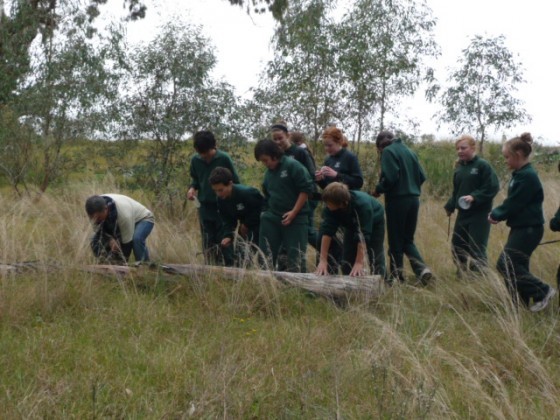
left=530, top=287, right=556, bottom=312
left=418, top=268, right=433, bottom=286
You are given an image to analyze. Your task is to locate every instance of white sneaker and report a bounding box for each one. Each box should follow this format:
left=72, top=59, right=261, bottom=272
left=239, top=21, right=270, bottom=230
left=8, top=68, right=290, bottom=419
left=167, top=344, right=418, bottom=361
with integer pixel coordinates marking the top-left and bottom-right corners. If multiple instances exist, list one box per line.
left=419, top=268, right=433, bottom=286
left=530, top=287, right=556, bottom=312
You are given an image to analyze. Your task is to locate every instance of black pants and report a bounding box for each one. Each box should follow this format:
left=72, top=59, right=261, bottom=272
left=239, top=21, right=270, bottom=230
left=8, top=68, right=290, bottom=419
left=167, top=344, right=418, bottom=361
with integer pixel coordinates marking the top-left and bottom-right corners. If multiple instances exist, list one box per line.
left=199, top=204, right=233, bottom=266
left=452, top=210, right=491, bottom=272
left=385, top=196, right=427, bottom=281
left=496, top=225, right=550, bottom=306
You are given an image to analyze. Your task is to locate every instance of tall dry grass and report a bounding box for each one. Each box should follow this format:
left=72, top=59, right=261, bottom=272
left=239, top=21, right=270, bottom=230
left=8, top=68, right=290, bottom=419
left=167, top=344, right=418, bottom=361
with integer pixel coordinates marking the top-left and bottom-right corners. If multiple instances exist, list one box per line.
left=1, top=171, right=560, bottom=417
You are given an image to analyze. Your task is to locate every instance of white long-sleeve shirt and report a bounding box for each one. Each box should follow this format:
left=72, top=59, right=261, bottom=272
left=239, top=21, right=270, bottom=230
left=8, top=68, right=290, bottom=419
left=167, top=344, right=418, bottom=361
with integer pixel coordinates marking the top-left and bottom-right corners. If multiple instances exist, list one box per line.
left=103, top=194, right=154, bottom=243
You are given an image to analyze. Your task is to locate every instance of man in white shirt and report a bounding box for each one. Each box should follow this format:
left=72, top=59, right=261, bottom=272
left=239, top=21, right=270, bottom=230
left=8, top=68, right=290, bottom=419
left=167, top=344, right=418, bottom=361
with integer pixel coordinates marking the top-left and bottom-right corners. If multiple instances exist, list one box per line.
left=86, top=194, right=155, bottom=263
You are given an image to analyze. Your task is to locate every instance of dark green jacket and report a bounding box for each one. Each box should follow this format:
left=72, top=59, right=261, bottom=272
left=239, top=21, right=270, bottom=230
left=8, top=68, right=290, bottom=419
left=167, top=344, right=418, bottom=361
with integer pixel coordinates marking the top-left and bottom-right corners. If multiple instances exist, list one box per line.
left=550, top=208, right=560, bottom=232
left=375, top=139, right=426, bottom=198
left=490, top=163, right=544, bottom=228
left=320, top=191, right=383, bottom=243
left=317, top=148, right=363, bottom=190
left=262, top=156, right=314, bottom=218
left=444, top=156, right=499, bottom=214
left=217, top=185, right=265, bottom=239
left=285, top=144, right=317, bottom=193
left=189, top=150, right=240, bottom=204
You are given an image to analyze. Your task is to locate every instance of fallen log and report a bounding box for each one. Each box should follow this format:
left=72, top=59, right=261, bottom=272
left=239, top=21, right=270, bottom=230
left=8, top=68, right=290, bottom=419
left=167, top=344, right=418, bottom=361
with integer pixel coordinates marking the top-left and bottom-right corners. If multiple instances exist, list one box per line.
left=161, top=263, right=384, bottom=300
left=2, top=262, right=385, bottom=300
left=81, top=264, right=132, bottom=277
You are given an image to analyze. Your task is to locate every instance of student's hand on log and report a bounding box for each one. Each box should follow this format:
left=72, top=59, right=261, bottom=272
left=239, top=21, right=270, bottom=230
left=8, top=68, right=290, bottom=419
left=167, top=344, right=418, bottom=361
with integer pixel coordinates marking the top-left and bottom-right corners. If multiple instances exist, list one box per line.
left=350, top=262, right=365, bottom=277
left=221, top=237, right=232, bottom=248
left=282, top=210, right=296, bottom=226
left=315, top=261, right=329, bottom=276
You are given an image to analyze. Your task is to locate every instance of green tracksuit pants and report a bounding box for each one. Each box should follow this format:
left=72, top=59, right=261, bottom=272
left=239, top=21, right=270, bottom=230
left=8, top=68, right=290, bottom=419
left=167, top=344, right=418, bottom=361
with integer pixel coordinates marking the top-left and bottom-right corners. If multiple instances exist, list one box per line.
left=199, top=204, right=233, bottom=266
left=496, top=225, right=550, bottom=306
left=385, top=196, right=427, bottom=281
left=452, top=210, right=491, bottom=272
left=259, top=211, right=308, bottom=272
left=340, top=220, right=386, bottom=277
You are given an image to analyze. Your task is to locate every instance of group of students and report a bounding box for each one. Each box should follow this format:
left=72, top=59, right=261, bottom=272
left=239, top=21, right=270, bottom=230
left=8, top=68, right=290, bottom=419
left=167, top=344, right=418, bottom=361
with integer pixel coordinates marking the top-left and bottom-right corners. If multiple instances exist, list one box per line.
left=84, top=125, right=560, bottom=312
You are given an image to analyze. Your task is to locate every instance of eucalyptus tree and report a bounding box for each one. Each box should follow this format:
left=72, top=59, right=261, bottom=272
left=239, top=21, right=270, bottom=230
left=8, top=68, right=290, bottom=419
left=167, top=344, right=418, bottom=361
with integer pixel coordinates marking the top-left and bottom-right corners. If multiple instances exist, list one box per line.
left=15, top=9, right=125, bottom=193
left=256, top=0, right=341, bottom=149
left=337, top=0, right=439, bottom=147
left=120, top=21, right=241, bottom=201
left=0, top=0, right=145, bottom=105
left=434, top=35, right=529, bottom=155
left=0, top=106, right=36, bottom=195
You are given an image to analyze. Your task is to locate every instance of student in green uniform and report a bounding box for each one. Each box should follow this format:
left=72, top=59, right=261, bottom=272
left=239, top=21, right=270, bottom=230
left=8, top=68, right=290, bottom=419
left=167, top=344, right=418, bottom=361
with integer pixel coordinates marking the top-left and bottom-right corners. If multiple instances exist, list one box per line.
left=373, top=130, right=432, bottom=285
left=489, top=132, right=556, bottom=311
left=315, top=126, right=363, bottom=190
left=271, top=121, right=319, bottom=253
left=315, top=182, right=386, bottom=277
left=209, top=167, right=264, bottom=267
left=444, top=135, right=499, bottom=275
left=254, top=139, right=314, bottom=273
left=187, top=130, right=240, bottom=266
left=315, top=126, right=362, bottom=273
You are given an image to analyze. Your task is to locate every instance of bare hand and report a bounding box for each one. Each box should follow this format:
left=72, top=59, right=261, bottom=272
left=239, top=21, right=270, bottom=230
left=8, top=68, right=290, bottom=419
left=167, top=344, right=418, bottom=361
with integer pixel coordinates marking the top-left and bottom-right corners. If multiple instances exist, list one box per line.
left=488, top=213, right=499, bottom=224
left=238, top=224, right=249, bottom=238
left=349, top=262, right=365, bottom=277
left=221, top=237, right=232, bottom=247
left=315, top=170, right=324, bottom=181
left=372, top=190, right=381, bottom=198
left=187, top=188, right=197, bottom=200
left=282, top=210, right=296, bottom=226
left=463, top=195, right=474, bottom=204
left=109, top=238, right=120, bottom=253
left=315, top=261, right=329, bottom=276
left=446, top=209, right=453, bottom=217
left=321, top=166, right=337, bottom=178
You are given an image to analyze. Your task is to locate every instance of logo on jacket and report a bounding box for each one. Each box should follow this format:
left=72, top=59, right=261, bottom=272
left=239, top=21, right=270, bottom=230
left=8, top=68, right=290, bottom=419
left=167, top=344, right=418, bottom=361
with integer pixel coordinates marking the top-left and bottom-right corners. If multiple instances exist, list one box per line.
left=334, top=162, right=341, bottom=168
left=470, top=168, right=479, bottom=175
left=281, top=170, right=288, bottom=178
left=236, top=203, right=245, bottom=211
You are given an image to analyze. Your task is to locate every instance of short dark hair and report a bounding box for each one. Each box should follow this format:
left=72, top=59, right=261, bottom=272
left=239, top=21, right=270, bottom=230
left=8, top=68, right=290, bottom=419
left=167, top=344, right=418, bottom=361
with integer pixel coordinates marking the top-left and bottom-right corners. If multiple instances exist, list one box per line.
left=85, top=195, right=107, bottom=216
left=193, top=130, right=217, bottom=153
left=376, top=130, right=394, bottom=149
left=209, top=167, right=234, bottom=185
left=254, top=139, right=284, bottom=161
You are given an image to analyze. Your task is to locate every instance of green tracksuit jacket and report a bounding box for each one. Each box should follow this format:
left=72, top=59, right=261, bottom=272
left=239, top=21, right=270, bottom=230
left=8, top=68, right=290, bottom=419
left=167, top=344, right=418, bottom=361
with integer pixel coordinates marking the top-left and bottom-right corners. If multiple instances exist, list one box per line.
left=374, top=139, right=426, bottom=198
left=317, top=148, right=363, bottom=190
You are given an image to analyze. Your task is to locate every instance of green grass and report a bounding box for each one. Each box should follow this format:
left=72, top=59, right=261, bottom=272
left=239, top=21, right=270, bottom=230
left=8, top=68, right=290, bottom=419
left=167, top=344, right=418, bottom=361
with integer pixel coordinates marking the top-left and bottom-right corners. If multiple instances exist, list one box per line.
left=2, top=142, right=560, bottom=417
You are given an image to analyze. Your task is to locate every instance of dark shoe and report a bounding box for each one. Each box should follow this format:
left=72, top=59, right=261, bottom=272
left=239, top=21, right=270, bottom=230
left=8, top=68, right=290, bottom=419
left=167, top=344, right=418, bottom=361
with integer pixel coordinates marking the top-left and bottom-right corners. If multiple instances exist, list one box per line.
left=418, top=268, right=433, bottom=286
left=530, top=288, right=556, bottom=312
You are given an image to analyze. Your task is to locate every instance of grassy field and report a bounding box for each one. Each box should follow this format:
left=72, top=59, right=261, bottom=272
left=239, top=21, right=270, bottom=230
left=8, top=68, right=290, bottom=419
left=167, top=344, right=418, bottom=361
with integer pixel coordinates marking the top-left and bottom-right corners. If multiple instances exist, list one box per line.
left=2, top=142, right=560, bottom=417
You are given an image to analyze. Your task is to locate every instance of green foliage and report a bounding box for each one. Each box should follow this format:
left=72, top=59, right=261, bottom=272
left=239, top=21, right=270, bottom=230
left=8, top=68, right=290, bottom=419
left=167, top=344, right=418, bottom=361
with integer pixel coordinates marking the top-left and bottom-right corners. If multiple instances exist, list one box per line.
left=337, top=0, right=439, bottom=143
left=118, top=20, right=245, bottom=206
left=0, top=106, right=37, bottom=194
left=0, top=0, right=145, bottom=106
left=249, top=0, right=341, bottom=148
left=433, top=35, right=530, bottom=155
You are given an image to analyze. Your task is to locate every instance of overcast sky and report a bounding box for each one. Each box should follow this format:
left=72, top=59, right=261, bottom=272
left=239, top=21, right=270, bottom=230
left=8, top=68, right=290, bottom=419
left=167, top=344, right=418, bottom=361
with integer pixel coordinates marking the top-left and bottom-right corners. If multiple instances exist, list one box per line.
left=118, top=0, right=560, bottom=144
